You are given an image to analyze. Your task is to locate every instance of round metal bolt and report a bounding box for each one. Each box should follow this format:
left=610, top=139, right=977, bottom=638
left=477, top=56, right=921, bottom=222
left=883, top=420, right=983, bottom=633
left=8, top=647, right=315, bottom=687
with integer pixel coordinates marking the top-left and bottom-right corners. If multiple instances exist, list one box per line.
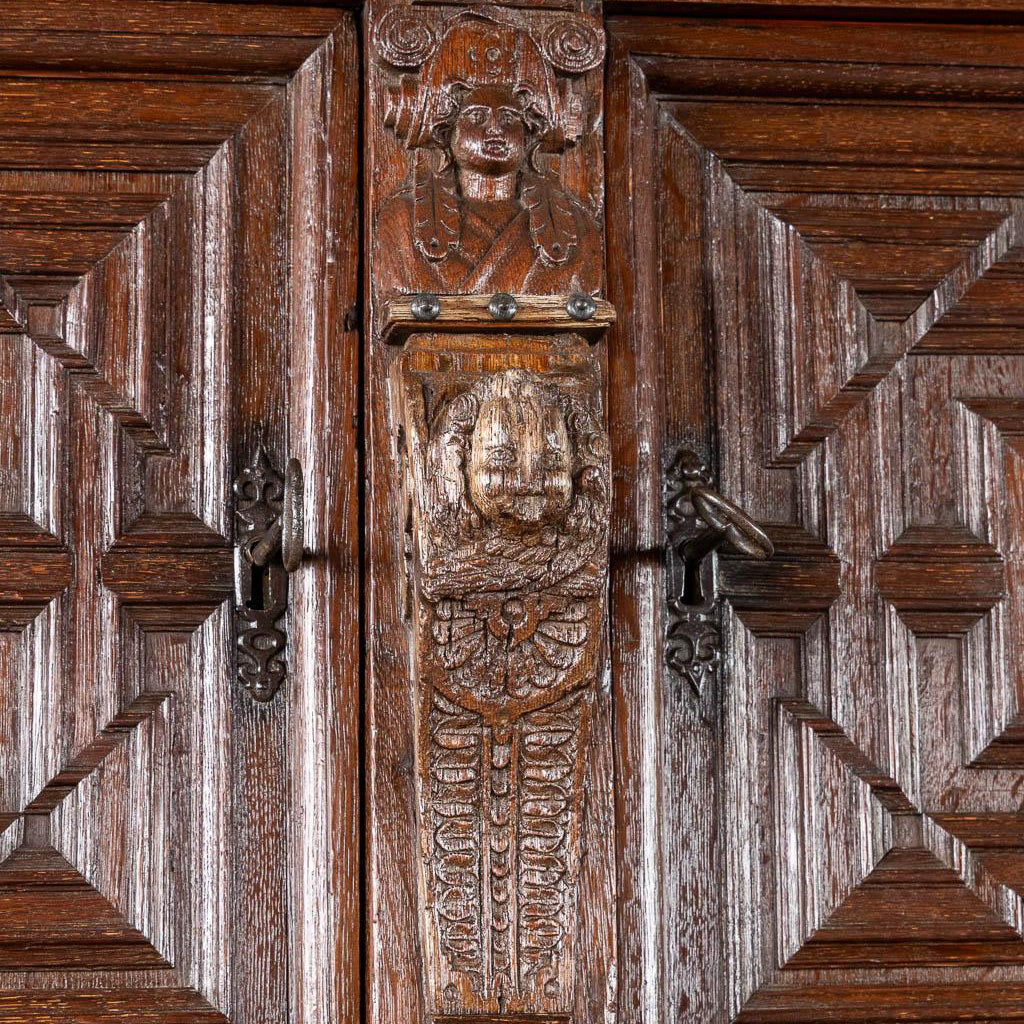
left=488, top=292, right=518, bottom=320
left=566, top=292, right=597, bottom=321
left=410, top=293, right=441, bottom=321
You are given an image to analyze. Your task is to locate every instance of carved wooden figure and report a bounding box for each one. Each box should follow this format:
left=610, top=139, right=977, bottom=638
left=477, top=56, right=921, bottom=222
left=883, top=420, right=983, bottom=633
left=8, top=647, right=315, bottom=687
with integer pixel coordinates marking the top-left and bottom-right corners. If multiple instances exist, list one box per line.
left=394, top=334, right=609, bottom=1017
left=372, top=5, right=605, bottom=301
left=368, top=3, right=613, bottom=1021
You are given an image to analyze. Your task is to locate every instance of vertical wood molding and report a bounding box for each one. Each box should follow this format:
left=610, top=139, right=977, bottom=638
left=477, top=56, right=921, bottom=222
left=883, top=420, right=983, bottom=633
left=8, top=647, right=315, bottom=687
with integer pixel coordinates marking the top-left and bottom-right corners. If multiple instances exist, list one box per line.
left=365, top=4, right=614, bottom=1022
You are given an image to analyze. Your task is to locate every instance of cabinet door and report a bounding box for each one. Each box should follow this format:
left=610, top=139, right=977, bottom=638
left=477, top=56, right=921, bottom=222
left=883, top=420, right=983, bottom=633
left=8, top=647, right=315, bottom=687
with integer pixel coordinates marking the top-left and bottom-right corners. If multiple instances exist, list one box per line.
left=0, top=6, right=360, bottom=1022
left=608, top=16, right=1024, bottom=1024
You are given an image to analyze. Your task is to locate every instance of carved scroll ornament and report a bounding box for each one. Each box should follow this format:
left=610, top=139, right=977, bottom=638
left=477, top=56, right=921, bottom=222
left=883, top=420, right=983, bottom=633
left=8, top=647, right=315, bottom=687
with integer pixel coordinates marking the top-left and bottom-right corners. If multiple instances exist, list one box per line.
left=395, top=337, right=609, bottom=1016
left=373, top=6, right=605, bottom=299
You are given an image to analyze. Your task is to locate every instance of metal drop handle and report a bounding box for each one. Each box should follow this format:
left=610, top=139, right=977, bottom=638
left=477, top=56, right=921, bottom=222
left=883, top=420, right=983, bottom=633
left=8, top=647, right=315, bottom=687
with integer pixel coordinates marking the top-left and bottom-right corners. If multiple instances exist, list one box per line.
left=664, top=446, right=773, bottom=698
left=689, top=482, right=773, bottom=561
left=233, top=450, right=304, bottom=702
left=245, top=458, right=304, bottom=572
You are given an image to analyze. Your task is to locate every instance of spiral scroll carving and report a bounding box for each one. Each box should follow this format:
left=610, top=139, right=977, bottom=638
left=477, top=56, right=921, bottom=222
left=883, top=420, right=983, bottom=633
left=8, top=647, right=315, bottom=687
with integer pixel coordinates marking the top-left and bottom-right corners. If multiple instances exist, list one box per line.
left=372, top=9, right=437, bottom=69
left=541, top=17, right=606, bottom=74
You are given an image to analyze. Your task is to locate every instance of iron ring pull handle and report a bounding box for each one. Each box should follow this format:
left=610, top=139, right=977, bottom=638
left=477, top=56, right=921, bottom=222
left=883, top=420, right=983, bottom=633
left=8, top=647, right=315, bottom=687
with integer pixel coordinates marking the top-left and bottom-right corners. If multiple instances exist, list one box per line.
left=688, top=483, right=774, bottom=562
left=241, top=457, right=304, bottom=573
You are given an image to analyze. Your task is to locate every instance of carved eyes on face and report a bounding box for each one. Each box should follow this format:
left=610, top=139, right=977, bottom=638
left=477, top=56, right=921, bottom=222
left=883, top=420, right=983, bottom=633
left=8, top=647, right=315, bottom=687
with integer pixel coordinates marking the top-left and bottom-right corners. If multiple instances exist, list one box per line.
left=484, top=444, right=565, bottom=472
left=461, top=105, right=520, bottom=129
left=484, top=444, right=516, bottom=469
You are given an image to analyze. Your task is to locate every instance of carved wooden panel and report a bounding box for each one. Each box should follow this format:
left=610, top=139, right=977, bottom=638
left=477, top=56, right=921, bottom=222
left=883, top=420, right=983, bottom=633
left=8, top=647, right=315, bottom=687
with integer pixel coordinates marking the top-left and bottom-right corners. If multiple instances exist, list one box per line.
left=608, top=16, right=1024, bottom=1024
left=395, top=334, right=609, bottom=1017
left=366, top=4, right=614, bottom=1023
left=369, top=2, right=606, bottom=306
left=0, top=6, right=360, bottom=1023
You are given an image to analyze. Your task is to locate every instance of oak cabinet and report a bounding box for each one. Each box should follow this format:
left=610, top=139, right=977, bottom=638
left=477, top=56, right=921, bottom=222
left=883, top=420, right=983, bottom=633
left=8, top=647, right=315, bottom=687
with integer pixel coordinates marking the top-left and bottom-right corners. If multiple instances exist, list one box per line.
left=3, top=4, right=1024, bottom=1023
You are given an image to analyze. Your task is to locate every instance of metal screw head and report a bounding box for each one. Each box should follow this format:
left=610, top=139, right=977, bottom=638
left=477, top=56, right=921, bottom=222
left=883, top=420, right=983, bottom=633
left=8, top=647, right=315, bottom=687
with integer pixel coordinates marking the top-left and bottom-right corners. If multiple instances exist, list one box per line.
left=410, top=293, right=441, bottom=321
left=488, top=292, right=518, bottom=320
left=566, top=292, right=597, bottom=321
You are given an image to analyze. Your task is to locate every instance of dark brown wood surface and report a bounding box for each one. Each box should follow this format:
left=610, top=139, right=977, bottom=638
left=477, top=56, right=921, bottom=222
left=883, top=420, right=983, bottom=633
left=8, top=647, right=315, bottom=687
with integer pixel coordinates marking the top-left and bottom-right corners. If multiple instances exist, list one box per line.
left=607, top=14, right=1024, bottom=1024
left=0, top=5, right=360, bottom=1023
left=364, top=4, right=616, bottom=1023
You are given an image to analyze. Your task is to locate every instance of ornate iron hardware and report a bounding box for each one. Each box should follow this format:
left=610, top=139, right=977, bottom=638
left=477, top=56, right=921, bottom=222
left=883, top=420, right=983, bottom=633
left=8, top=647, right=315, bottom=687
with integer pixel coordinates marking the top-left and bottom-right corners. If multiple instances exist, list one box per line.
left=665, top=446, right=772, bottom=697
left=233, top=447, right=304, bottom=702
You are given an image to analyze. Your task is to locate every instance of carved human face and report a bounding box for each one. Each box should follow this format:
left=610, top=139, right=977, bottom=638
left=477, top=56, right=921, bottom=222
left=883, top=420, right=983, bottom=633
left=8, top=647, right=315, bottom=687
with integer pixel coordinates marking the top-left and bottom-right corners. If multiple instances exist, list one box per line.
left=450, top=84, right=527, bottom=177
left=468, top=387, right=573, bottom=527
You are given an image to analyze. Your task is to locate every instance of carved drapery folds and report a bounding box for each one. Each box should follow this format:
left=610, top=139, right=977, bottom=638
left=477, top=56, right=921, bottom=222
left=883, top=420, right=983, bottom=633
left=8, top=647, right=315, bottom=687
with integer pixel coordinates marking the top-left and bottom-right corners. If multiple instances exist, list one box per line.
left=370, top=3, right=611, bottom=1020
left=373, top=5, right=605, bottom=300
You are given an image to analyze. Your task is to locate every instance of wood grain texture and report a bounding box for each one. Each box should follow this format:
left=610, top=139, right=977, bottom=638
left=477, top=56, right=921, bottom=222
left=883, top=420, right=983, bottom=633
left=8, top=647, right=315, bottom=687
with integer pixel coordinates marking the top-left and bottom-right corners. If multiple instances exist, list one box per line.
left=607, top=0, right=1024, bottom=15
left=0, top=6, right=360, bottom=1023
left=608, top=14, right=1024, bottom=1024
left=366, top=4, right=615, bottom=1023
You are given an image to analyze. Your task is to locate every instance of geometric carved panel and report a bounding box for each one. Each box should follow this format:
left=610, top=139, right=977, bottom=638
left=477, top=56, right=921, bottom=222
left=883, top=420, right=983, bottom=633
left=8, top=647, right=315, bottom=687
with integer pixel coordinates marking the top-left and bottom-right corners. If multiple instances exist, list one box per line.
left=0, top=7, right=360, bottom=1023
left=610, top=17, right=1024, bottom=1024
left=0, top=846, right=171, bottom=972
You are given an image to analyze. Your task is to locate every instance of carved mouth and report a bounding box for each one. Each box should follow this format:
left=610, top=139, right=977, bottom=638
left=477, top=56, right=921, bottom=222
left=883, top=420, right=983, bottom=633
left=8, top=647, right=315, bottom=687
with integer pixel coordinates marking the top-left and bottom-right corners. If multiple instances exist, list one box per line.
left=505, top=496, right=552, bottom=521
left=481, top=139, right=511, bottom=158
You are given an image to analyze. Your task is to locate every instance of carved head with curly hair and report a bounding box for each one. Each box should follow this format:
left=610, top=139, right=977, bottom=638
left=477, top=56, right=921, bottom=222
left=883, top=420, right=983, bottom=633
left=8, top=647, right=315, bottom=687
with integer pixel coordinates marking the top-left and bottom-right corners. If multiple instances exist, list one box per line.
left=425, top=370, right=607, bottom=555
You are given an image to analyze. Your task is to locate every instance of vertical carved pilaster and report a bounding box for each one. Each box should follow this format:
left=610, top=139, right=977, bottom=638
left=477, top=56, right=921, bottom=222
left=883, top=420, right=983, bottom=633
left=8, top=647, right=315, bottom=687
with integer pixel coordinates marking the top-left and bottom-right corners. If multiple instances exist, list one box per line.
left=367, top=3, right=612, bottom=1021
left=395, top=337, right=608, bottom=1015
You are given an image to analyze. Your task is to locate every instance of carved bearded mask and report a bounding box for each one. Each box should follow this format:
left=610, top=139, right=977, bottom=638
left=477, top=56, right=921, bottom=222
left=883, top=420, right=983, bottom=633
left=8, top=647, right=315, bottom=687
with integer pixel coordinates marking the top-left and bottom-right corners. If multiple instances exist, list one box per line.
left=449, top=84, right=528, bottom=178
left=467, top=373, right=573, bottom=527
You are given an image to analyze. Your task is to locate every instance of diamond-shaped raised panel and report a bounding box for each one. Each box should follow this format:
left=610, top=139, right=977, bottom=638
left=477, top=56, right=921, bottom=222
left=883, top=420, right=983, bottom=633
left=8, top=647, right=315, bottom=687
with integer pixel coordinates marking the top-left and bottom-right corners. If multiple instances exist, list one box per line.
left=764, top=203, right=1008, bottom=322
left=774, top=701, right=903, bottom=969
left=0, top=9, right=360, bottom=1021
left=0, top=845, right=169, bottom=970
left=617, top=22, right=1024, bottom=1024
left=875, top=524, right=1005, bottom=633
left=786, top=847, right=1024, bottom=969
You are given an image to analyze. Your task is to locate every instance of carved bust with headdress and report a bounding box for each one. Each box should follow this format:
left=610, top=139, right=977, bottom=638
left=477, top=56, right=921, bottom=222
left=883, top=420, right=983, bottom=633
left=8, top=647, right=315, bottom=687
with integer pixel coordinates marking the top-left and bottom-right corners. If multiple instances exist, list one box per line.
left=411, top=369, right=609, bottom=720
left=374, top=9, right=604, bottom=297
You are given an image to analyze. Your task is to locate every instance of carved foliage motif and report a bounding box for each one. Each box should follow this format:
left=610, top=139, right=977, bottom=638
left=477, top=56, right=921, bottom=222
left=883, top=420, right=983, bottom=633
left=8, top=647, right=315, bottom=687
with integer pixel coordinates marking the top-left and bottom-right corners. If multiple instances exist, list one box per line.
left=373, top=6, right=605, bottom=297
left=397, top=344, right=608, bottom=1013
